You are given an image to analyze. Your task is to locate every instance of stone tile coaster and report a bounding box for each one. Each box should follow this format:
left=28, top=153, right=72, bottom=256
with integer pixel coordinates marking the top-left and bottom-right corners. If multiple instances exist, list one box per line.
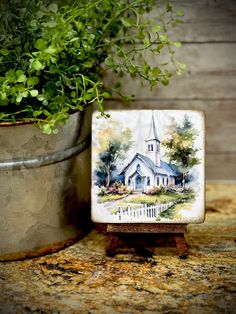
left=92, top=110, right=205, bottom=224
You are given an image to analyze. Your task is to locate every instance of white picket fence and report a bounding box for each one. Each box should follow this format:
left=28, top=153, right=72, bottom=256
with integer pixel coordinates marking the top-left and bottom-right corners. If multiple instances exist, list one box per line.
left=113, top=201, right=174, bottom=222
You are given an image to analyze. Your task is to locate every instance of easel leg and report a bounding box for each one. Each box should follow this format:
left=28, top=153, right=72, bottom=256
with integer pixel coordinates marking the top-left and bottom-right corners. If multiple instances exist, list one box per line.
left=175, top=233, right=188, bottom=258
left=106, top=234, right=120, bottom=256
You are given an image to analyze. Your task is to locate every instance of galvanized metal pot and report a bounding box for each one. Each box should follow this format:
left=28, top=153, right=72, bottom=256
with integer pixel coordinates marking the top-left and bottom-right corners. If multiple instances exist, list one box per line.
left=0, top=109, right=91, bottom=261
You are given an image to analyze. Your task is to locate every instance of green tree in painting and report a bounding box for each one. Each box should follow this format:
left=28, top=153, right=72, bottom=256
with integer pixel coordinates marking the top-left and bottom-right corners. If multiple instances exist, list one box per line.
left=95, top=123, right=132, bottom=188
left=163, top=115, right=200, bottom=188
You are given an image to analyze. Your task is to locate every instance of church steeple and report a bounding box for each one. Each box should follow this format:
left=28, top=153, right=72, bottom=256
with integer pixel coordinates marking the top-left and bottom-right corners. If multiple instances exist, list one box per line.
left=146, top=112, right=159, bottom=142
left=145, top=112, right=161, bottom=166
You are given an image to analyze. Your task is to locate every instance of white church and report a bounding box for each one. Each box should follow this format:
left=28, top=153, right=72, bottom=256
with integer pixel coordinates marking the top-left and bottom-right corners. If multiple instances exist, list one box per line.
left=119, top=113, right=178, bottom=193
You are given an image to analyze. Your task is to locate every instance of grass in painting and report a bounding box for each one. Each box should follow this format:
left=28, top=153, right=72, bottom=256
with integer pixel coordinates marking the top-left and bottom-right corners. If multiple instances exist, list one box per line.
left=125, top=192, right=194, bottom=205
left=108, top=191, right=195, bottom=213
left=97, top=194, right=128, bottom=203
left=157, top=205, right=176, bottom=220
left=158, top=201, right=194, bottom=220
left=171, top=202, right=194, bottom=218
left=97, top=188, right=196, bottom=220
left=98, top=191, right=194, bottom=205
left=127, top=193, right=178, bottom=205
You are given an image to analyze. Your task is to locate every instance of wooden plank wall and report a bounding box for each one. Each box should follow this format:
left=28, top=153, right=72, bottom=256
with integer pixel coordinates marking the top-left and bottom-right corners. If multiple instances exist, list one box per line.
left=105, top=0, right=236, bottom=181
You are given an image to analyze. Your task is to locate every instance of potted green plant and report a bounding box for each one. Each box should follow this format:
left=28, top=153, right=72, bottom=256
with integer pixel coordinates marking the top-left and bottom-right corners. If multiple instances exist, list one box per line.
left=0, top=0, right=185, bottom=260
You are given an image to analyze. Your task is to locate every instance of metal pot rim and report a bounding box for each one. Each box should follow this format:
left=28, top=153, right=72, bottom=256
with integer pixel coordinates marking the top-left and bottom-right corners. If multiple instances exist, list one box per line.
left=0, top=110, right=80, bottom=128
left=0, top=120, right=33, bottom=127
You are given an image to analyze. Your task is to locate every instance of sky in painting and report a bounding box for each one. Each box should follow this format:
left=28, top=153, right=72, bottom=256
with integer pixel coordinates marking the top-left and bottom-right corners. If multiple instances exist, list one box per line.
left=92, top=110, right=204, bottom=172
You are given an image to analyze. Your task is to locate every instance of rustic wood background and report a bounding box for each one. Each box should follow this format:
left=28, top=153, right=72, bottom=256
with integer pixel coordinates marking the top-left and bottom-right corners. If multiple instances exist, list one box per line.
left=106, top=0, right=236, bottom=181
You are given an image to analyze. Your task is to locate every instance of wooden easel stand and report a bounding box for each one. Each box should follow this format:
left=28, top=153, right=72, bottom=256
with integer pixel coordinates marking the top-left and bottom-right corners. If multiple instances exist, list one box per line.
left=106, top=223, right=188, bottom=258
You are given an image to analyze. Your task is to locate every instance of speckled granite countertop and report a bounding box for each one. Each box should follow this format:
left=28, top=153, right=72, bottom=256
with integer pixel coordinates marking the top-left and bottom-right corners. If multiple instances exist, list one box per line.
left=0, top=184, right=235, bottom=314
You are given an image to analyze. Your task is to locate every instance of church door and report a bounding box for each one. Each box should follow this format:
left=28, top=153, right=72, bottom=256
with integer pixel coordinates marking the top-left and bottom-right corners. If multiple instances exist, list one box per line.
left=135, top=175, right=142, bottom=190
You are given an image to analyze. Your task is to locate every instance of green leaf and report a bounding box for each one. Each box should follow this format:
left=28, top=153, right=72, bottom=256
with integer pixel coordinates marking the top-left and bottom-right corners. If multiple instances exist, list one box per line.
left=166, top=3, right=173, bottom=12
left=0, top=49, right=9, bottom=56
left=17, top=74, right=27, bottom=83
left=150, top=80, right=158, bottom=88
left=43, top=109, right=51, bottom=117
left=121, top=18, right=133, bottom=28
left=152, top=67, right=160, bottom=76
left=87, top=88, right=94, bottom=94
left=44, top=21, right=57, bottom=28
left=36, top=10, right=44, bottom=18
left=32, top=60, right=44, bottom=71
left=52, top=128, right=59, bottom=134
left=161, top=78, right=169, bottom=86
left=19, top=7, right=27, bottom=17
left=0, top=93, right=9, bottom=106
left=42, top=124, right=51, bottom=134
left=159, top=35, right=168, bottom=43
left=84, top=92, right=93, bottom=101
left=176, top=10, right=184, bottom=17
left=102, top=91, right=111, bottom=99
left=50, top=56, right=57, bottom=64
left=117, top=49, right=125, bottom=58
left=30, top=19, right=37, bottom=27
left=69, top=37, right=79, bottom=43
left=176, top=63, right=186, bottom=75
left=173, top=41, right=182, bottom=47
left=129, top=65, right=138, bottom=78
left=0, top=98, right=9, bottom=106
left=45, top=46, right=57, bottom=54
left=37, top=95, right=45, bottom=101
left=6, top=69, right=15, bottom=79
left=35, top=38, right=47, bottom=50
left=22, top=91, right=28, bottom=98
left=143, top=38, right=150, bottom=47
left=83, top=60, right=93, bottom=68
left=179, top=63, right=187, bottom=70
left=105, top=57, right=114, bottom=67
left=152, top=25, right=161, bottom=33
left=33, top=110, right=43, bottom=117
left=30, top=89, right=39, bottom=97
left=27, top=77, right=39, bottom=87
left=77, top=105, right=84, bottom=111
left=48, top=3, right=58, bottom=13
left=118, top=70, right=124, bottom=77
left=16, top=70, right=23, bottom=76
left=1, top=92, right=7, bottom=100
left=16, top=95, right=23, bottom=103
left=137, top=31, right=145, bottom=40
left=70, top=91, right=76, bottom=98
left=143, top=62, right=150, bottom=74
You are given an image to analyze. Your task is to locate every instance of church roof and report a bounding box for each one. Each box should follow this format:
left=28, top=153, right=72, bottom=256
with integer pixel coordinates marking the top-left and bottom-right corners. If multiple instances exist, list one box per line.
left=160, top=160, right=178, bottom=177
left=145, top=113, right=160, bottom=142
left=119, top=153, right=178, bottom=177
left=129, top=169, right=145, bottom=179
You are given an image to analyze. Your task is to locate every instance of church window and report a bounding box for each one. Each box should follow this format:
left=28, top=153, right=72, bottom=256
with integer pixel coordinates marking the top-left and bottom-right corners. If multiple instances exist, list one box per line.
left=157, top=177, right=159, bottom=186
left=162, top=177, right=165, bottom=185
left=136, top=164, right=140, bottom=171
left=147, top=177, right=150, bottom=186
left=128, top=179, right=131, bottom=186
left=148, top=144, right=153, bottom=151
left=166, top=178, right=169, bottom=186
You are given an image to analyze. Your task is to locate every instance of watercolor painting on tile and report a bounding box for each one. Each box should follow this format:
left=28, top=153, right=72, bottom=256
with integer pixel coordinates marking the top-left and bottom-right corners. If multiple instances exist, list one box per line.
left=92, top=110, right=205, bottom=223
